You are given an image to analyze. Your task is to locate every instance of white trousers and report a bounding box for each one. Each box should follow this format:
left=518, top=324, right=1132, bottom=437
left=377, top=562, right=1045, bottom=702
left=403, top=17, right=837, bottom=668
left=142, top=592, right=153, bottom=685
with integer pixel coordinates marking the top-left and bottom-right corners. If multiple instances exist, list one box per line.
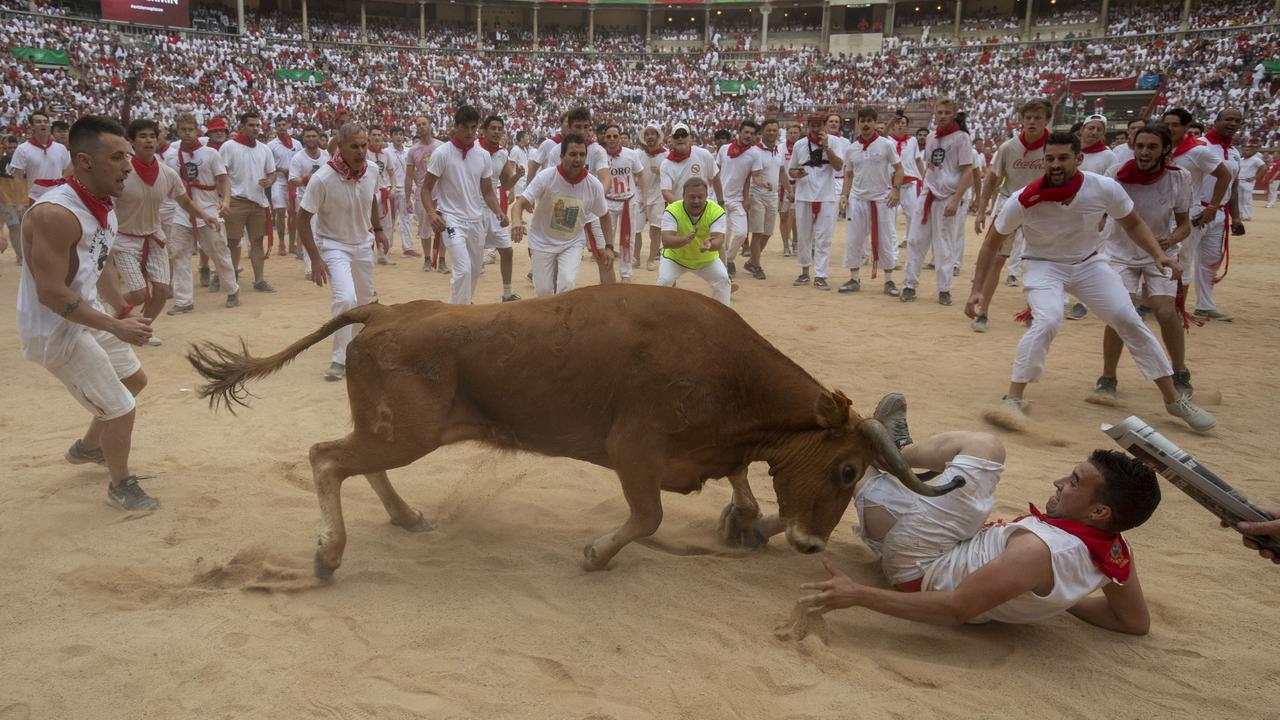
left=606, top=197, right=642, bottom=278
left=842, top=197, right=897, bottom=271
left=169, top=222, right=238, bottom=306
left=991, top=196, right=1024, bottom=277
left=722, top=200, right=749, bottom=263
left=896, top=182, right=921, bottom=225
left=657, top=257, right=732, bottom=306
left=319, top=237, right=376, bottom=364
left=795, top=200, right=836, bottom=277
left=1268, top=180, right=1278, bottom=205
left=395, top=190, right=414, bottom=250
left=949, top=198, right=969, bottom=271
left=442, top=218, right=485, bottom=304
left=531, top=244, right=584, bottom=297
left=1013, top=257, right=1173, bottom=384
left=1193, top=216, right=1226, bottom=312
left=1237, top=179, right=1255, bottom=220
left=903, top=197, right=956, bottom=292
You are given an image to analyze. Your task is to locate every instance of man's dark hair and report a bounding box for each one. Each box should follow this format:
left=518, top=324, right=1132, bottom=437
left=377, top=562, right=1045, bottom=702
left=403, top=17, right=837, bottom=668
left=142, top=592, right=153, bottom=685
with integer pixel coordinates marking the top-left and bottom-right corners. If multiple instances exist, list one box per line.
left=483, top=115, right=504, bottom=130
left=714, top=128, right=732, bottom=143
left=454, top=105, right=481, bottom=126
left=69, top=115, right=125, bottom=157
left=565, top=106, right=591, bottom=126
left=389, top=125, right=405, bottom=135
left=1089, top=449, right=1160, bottom=532
left=237, top=110, right=261, bottom=126
left=30, top=108, right=50, bottom=123
left=601, top=123, right=622, bottom=134
left=915, top=128, right=928, bottom=136
left=1188, top=120, right=1205, bottom=133
left=1127, top=117, right=1146, bottom=129
left=302, top=125, right=321, bottom=134
left=560, top=132, right=587, bottom=157
left=516, top=130, right=530, bottom=142
left=739, top=119, right=760, bottom=132
left=761, top=118, right=779, bottom=129
left=51, top=119, right=70, bottom=132
left=856, top=105, right=877, bottom=122
left=1019, top=98, right=1054, bottom=118
left=1162, top=107, right=1193, bottom=126
left=125, top=118, right=161, bottom=141
left=1046, top=130, right=1081, bottom=153
left=1134, top=123, right=1173, bottom=151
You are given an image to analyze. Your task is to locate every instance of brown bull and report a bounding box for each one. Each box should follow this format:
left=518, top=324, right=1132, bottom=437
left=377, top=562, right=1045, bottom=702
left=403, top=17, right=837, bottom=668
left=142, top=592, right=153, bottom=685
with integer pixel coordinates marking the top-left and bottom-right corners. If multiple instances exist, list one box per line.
left=188, top=285, right=961, bottom=578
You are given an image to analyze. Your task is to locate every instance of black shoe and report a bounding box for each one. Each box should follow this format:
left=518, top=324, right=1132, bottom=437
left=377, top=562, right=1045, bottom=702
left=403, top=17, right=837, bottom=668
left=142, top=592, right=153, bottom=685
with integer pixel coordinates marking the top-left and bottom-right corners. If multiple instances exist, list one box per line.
left=883, top=279, right=899, bottom=297
left=924, top=262, right=935, bottom=270
left=793, top=274, right=810, bottom=286
left=1136, top=304, right=1152, bottom=319
left=813, top=277, right=830, bottom=291
left=938, top=291, right=952, bottom=306
left=1172, top=368, right=1193, bottom=399
left=1093, top=376, right=1118, bottom=400
left=1066, top=302, right=1088, bottom=321
left=210, top=276, right=220, bottom=292
left=751, top=265, right=766, bottom=280
left=874, top=393, right=912, bottom=449
left=727, top=261, right=737, bottom=277
left=900, top=286, right=917, bottom=302
left=199, top=268, right=210, bottom=288
left=107, top=476, right=159, bottom=512
left=838, top=278, right=861, bottom=293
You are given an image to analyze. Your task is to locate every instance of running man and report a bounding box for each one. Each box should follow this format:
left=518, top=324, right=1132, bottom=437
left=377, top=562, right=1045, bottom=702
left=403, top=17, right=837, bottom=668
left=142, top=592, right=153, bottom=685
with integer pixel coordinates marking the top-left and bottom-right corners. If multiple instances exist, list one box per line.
left=287, top=126, right=330, bottom=281
left=9, top=109, right=72, bottom=214
left=1192, top=109, right=1244, bottom=323
left=1079, top=114, right=1118, bottom=173
left=639, top=124, right=668, bottom=272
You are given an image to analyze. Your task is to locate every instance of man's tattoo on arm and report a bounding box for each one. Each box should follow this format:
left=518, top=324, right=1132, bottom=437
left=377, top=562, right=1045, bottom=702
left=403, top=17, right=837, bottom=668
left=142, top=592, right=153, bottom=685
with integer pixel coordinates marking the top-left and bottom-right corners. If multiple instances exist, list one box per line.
left=60, top=299, right=81, bottom=318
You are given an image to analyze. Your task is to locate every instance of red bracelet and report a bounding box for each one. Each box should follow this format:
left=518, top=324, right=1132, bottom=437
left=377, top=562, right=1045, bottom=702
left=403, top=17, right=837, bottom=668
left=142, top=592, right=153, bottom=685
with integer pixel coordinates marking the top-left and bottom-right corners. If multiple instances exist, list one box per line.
left=116, top=304, right=135, bottom=319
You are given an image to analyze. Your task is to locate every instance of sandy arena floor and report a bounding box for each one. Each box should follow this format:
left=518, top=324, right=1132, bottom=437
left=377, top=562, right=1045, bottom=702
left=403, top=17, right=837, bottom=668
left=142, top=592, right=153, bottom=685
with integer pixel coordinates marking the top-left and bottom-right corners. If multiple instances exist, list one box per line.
left=1, top=204, right=1276, bottom=719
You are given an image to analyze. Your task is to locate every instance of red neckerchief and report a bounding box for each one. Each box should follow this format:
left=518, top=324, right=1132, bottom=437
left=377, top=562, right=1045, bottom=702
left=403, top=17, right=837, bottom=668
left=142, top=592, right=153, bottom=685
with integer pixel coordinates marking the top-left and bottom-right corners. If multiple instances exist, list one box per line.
left=606, top=144, right=624, bottom=158
left=1082, top=142, right=1108, bottom=154
left=726, top=141, right=752, bottom=159
left=66, top=176, right=113, bottom=229
left=890, top=133, right=910, bottom=155
left=1018, top=131, right=1046, bottom=156
left=785, top=139, right=796, bottom=154
left=855, top=132, right=879, bottom=151
left=667, top=148, right=690, bottom=163
left=232, top=133, right=257, bottom=147
left=130, top=155, right=160, bottom=186
left=278, top=135, right=294, bottom=150
left=644, top=145, right=667, bottom=157
left=1018, top=170, right=1085, bottom=208
left=1203, top=129, right=1233, bottom=159
left=368, top=143, right=385, bottom=154
left=756, top=142, right=778, bottom=155
left=327, top=154, right=367, bottom=182
left=478, top=137, right=502, bottom=155
left=1170, top=133, right=1204, bottom=158
left=934, top=122, right=960, bottom=138
left=157, top=142, right=170, bottom=156
left=557, top=163, right=588, bottom=184
left=1025, top=504, right=1131, bottom=583
left=451, top=136, right=473, bottom=158
left=27, top=136, right=54, bottom=153
left=551, top=134, right=564, bottom=144
left=1115, top=159, right=1171, bottom=186
left=207, top=139, right=224, bottom=150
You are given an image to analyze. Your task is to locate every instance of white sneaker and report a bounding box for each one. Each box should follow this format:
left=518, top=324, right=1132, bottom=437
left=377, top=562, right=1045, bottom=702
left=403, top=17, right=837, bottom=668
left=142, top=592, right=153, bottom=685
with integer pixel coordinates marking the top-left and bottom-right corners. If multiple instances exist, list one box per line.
left=1166, top=397, right=1216, bottom=432
left=147, top=335, right=163, bottom=347
left=1000, top=396, right=1029, bottom=418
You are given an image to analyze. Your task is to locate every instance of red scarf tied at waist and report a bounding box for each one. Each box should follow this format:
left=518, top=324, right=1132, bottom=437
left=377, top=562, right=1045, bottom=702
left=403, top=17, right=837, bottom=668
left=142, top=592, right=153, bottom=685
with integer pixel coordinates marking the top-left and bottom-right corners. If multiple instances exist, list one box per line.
left=1025, top=504, right=1132, bottom=583
left=131, top=155, right=160, bottom=186
left=1018, top=171, right=1084, bottom=208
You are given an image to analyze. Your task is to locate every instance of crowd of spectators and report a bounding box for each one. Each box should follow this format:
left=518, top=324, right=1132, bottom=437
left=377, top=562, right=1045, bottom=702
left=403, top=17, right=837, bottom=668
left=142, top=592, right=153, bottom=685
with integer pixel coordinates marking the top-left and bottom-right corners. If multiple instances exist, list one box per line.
left=0, top=5, right=1276, bottom=149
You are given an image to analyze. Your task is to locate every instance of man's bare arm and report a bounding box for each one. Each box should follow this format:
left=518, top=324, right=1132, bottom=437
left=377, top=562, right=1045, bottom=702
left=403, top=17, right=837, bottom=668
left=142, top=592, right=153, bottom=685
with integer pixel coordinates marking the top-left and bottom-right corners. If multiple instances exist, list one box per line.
left=1067, top=560, right=1149, bottom=635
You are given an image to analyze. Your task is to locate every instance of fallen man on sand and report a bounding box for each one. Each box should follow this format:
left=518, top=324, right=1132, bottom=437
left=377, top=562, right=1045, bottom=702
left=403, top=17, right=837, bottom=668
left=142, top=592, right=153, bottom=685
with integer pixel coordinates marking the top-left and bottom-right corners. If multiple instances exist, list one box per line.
left=791, top=395, right=1158, bottom=635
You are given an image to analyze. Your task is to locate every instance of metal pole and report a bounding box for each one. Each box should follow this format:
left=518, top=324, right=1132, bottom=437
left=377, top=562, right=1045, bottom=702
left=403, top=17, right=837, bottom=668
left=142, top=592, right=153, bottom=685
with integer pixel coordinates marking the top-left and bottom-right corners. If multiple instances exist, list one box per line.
left=236, top=0, right=245, bottom=35
left=419, top=0, right=425, bottom=46
left=705, top=7, right=711, bottom=48
left=476, top=2, right=483, bottom=47
left=821, top=2, right=830, bottom=52
left=884, top=2, right=895, bottom=36
left=301, top=0, right=309, bottom=40
left=533, top=5, right=540, bottom=46
left=1024, top=0, right=1033, bottom=39
left=645, top=7, right=651, bottom=48
left=760, top=7, right=770, bottom=50
left=360, top=0, right=367, bottom=42
left=1180, top=0, right=1191, bottom=30
left=588, top=6, right=595, bottom=46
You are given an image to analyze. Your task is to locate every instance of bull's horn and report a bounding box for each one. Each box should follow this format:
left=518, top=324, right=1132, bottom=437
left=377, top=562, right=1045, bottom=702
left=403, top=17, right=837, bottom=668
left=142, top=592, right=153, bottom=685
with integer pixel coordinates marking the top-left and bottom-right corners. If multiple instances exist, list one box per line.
left=860, top=420, right=965, bottom=497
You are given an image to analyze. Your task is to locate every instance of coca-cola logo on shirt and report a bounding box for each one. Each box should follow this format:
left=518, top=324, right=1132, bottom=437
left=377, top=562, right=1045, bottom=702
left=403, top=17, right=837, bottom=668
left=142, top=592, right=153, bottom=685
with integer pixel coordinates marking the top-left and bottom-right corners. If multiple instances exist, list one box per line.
left=1011, top=158, right=1044, bottom=170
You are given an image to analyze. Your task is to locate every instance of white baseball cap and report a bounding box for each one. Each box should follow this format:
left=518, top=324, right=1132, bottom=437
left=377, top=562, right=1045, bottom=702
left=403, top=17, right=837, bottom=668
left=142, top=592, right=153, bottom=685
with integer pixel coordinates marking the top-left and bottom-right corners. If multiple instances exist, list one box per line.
left=671, top=122, right=691, bottom=136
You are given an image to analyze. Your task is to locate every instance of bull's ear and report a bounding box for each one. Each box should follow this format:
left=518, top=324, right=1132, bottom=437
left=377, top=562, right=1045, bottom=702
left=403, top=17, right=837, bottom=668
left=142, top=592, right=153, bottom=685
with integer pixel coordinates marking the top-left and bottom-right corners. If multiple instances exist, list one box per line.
left=815, top=390, right=852, bottom=429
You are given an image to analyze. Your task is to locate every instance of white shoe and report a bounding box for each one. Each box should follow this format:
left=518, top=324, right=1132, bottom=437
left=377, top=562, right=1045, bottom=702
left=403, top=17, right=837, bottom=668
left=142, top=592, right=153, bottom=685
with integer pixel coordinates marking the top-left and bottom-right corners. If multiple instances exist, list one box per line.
left=1166, top=397, right=1216, bottom=432
left=1000, top=396, right=1029, bottom=418
left=147, top=335, right=163, bottom=347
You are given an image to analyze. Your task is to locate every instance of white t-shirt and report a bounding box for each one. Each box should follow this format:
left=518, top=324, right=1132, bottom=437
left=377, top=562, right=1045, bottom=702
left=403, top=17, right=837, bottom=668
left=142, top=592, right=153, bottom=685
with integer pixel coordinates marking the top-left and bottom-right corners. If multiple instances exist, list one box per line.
left=165, top=143, right=227, bottom=229
left=639, top=147, right=666, bottom=205
left=842, top=135, right=900, bottom=202
left=388, top=144, right=408, bottom=188
left=827, top=134, right=850, bottom=180
left=751, top=143, right=785, bottom=202
left=890, top=135, right=923, bottom=181
left=716, top=143, right=764, bottom=204
left=485, top=144, right=509, bottom=192
left=1081, top=146, right=1118, bottom=174
left=519, top=165, right=607, bottom=252
left=288, top=149, right=330, bottom=189
left=1169, top=142, right=1224, bottom=207
left=426, top=139, right=494, bottom=224
left=219, top=139, right=276, bottom=207
left=787, top=134, right=842, bottom=202
left=1112, top=143, right=1134, bottom=166
left=10, top=139, right=71, bottom=200
left=540, top=140, right=609, bottom=175
left=1239, top=154, right=1265, bottom=183
left=994, top=171, right=1134, bottom=263
left=299, top=161, right=379, bottom=244
left=268, top=137, right=300, bottom=190
left=990, top=136, right=1046, bottom=198
left=1104, top=164, right=1190, bottom=266
left=922, top=516, right=1112, bottom=625
left=660, top=146, right=719, bottom=199
left=603, top=146, right=645, bottom=207
left=659, top=207, right=727, bottom=235
left=922, top=129, right=975, bottom=199
left=368, top=147, right=393, bottom=191
left=1197, top=139, right=1240, bottom=221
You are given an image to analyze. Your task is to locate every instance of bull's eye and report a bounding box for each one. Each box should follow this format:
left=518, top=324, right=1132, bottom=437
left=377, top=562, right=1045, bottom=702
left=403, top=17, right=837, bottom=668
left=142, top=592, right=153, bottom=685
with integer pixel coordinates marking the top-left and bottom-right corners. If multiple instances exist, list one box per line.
left=840, top=464, right=857, bottom=487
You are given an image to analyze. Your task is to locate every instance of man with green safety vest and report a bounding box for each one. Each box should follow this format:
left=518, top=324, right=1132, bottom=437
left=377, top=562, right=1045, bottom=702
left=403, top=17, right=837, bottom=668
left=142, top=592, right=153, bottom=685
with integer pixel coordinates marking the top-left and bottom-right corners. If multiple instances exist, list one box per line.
left=657, top=177, right=732, bottom=305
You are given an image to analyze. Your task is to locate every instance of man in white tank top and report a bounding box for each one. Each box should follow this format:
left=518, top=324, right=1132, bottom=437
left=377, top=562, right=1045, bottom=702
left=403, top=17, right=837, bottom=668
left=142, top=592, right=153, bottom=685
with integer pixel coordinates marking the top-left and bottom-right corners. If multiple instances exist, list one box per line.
left=16, top=115, right=158, bottom=512
left=792, top=396, right=1157, bottom=635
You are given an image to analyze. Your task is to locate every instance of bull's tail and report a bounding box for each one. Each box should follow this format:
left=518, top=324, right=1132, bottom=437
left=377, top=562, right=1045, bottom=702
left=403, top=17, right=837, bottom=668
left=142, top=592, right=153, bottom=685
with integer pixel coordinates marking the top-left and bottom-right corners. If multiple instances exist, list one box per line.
left=187, top=304, right=390, bottom=413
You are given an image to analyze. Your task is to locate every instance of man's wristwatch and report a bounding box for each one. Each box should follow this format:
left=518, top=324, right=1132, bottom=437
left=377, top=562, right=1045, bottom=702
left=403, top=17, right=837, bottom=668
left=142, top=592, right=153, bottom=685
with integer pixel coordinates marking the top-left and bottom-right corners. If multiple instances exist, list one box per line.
left=372, top=226, right=383, bottom=232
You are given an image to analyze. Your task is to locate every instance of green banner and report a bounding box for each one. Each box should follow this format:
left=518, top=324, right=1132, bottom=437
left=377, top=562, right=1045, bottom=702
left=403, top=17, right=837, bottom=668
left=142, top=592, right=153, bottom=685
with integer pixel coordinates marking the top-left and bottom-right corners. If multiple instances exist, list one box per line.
left=11, top=47, right=69, bottom=65
left=500, top=76, right=540, bottom=84
left=1265, top=60, right=1280, bottom=74
left=717, top=79, right=759, bottom=94
left=274, top=68, right=323, bottom=82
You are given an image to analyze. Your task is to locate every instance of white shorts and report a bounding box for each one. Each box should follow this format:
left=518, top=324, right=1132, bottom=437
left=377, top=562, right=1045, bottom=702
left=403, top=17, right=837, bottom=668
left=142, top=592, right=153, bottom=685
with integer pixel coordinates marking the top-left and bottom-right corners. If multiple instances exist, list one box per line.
left=748, top=194, right=778, bottom=235
left=483, top=211, right=512, bottom=250
left=271, top=183, right=291, bottom=210
left=1111, top=261, right=1176, bottom=298
left=855, top=455, right=1005, bottom=586
left=725, top=200, right=748, bottom=240
left=46, top=327, right=141, bottom=421
left=113, top=232, right=171, bottom=291
left=645, top=198, right=666, bottom=229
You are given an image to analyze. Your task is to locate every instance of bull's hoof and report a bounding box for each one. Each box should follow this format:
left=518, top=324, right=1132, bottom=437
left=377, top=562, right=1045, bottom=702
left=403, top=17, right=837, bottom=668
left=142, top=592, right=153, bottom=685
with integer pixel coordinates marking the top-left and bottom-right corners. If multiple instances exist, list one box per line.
left=313, top=552, right=339, bottom=580
left=718, top=504, right=768, bottom=550
left=394, top=510, right=436, bottom=533
left=582, top=543, right=608, bottom=571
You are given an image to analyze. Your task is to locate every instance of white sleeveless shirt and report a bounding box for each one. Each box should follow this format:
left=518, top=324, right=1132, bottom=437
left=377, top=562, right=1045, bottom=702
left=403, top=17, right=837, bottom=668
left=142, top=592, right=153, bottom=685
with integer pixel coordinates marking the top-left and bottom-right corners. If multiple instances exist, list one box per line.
left=16, top=182, right=118, bottom=368
left=922, top=517, right=1112, bottom=625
